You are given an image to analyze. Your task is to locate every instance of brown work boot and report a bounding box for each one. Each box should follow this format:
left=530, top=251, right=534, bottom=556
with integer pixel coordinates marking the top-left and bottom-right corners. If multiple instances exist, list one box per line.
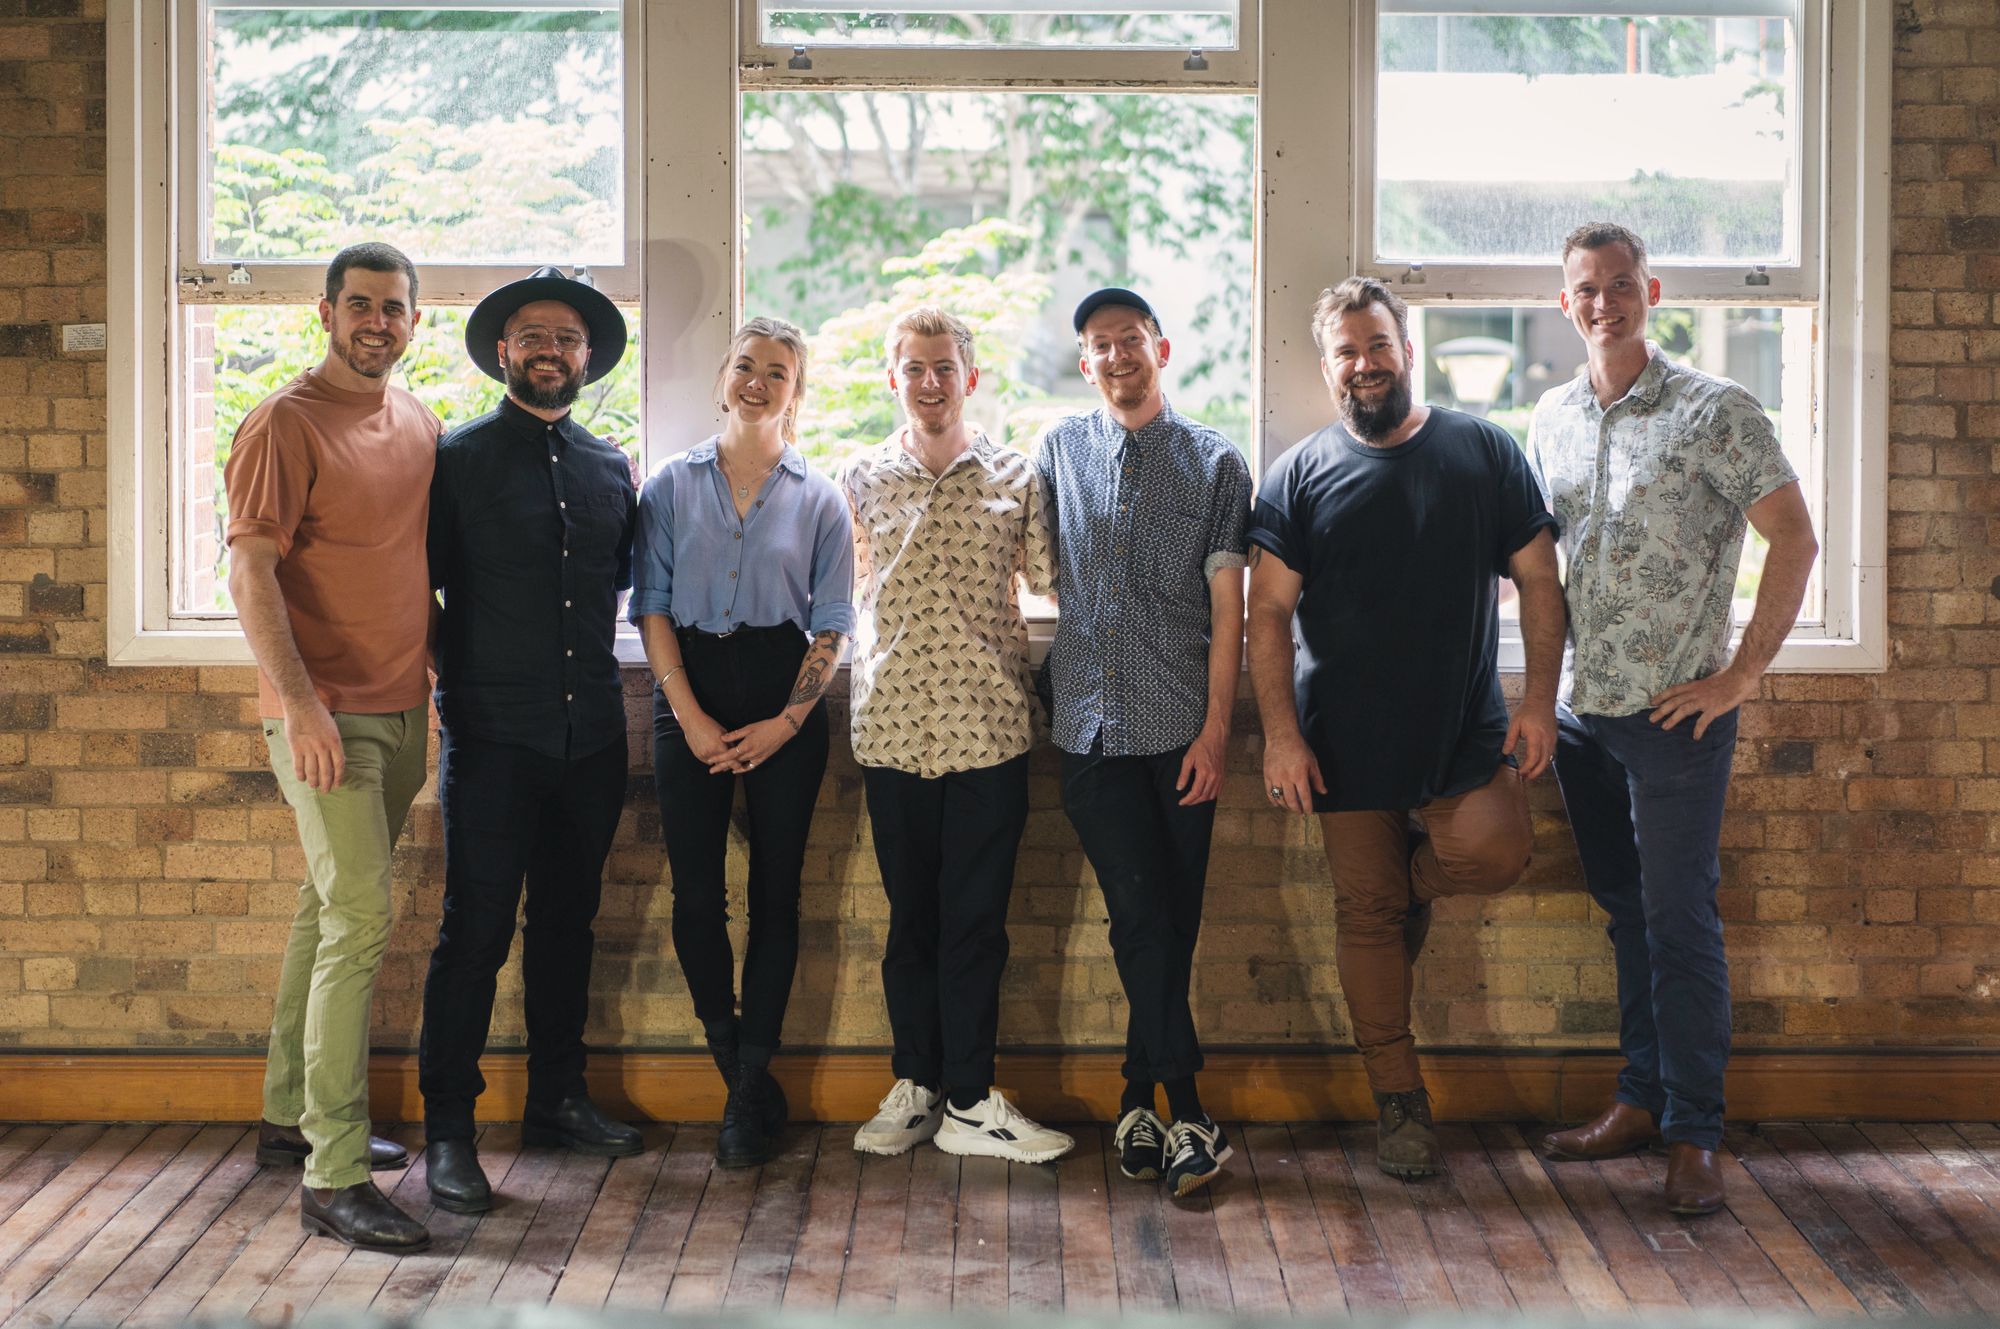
left=1541, top=1101, right=1660, bottom=1161
left=1664, top=1142, right=1726, bottom=1216
left=1374, top=1088, right=1441, bottom=1179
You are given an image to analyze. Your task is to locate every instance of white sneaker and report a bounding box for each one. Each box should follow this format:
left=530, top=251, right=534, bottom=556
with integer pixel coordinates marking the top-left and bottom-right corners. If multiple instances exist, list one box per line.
left=934, top=1090, right=1074, bottom=1163
left=853, top=1079, right=942, bottom=1156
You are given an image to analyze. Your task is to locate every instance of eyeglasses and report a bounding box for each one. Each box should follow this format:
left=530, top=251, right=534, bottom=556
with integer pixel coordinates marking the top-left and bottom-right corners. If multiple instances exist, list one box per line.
left=508, top=330, right=589, bottom=354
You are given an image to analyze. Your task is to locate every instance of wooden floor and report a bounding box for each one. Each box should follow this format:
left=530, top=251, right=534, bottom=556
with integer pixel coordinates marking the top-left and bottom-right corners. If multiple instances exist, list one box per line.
left=5, top=1120, right=2000, bottom=1323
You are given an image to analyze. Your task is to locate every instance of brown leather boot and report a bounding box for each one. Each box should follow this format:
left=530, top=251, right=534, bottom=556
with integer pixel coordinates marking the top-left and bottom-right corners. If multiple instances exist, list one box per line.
left=1541, top=1101, right=1660, bottom=1160
left=1664, top=1142, right=1726, bottom=1216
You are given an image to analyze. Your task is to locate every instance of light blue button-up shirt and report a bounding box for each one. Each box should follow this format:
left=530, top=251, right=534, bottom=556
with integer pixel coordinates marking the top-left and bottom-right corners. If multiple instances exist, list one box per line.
left=628, top=436, right=855, bottom=638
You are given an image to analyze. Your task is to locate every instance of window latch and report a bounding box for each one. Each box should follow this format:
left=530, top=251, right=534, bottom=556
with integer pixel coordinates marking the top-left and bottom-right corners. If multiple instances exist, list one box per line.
left=1745, top=264, right=1770, bottom=287
left=177, top=270, right=215, bottom=293
left=787, top=45, right=812, bottom=70
left=1184, top=48, right=1209, bottom=71
left=226, top=262, right=252, bottom=287
left=1401, top=261, right=1426, bottom=285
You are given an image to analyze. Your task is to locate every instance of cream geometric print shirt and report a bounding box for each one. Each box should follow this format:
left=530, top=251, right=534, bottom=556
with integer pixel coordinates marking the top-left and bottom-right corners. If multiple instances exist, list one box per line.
left=840, top=430, right=1057, bottom=778
left=1529, top=343, right=1798, bottom=719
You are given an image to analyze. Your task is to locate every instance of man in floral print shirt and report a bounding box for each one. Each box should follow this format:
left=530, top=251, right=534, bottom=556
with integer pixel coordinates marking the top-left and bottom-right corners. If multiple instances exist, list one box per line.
left=1529, top=222, right=1819, bottom=1218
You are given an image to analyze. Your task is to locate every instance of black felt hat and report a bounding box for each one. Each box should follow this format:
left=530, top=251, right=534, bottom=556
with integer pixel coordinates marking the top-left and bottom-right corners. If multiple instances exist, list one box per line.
left=1072, top=286, right=1162, bottom=336
left=465, top=265, right=627, bottom=386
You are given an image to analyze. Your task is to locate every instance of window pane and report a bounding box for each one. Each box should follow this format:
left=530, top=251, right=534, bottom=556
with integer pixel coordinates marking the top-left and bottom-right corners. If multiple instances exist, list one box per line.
left=179, top=304, right=640, bottom=614
left=1401, top=302, right=1818, bottom=624
left=204, top=5, right=624, bottom=266
left=759, top=4, right=1236, bottom=49
left=1375, top=10, right=1797, bottom=262
left=740, top=91, right=1255, bottom=480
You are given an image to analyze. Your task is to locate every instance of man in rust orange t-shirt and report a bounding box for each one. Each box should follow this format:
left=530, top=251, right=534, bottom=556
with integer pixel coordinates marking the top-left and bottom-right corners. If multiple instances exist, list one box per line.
left=222, top=242, right=439, bottom=1254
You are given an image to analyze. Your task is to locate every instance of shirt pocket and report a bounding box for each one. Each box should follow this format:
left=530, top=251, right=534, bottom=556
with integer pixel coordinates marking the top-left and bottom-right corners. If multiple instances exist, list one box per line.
left=567, top=489, right=630, bottom=561
left=1140, top=505, right=1208, bottom=593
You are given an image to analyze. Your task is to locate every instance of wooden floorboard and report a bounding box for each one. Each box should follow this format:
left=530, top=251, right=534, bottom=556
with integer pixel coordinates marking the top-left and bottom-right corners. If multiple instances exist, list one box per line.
left=2, top=1116, right=1996, bottom=1319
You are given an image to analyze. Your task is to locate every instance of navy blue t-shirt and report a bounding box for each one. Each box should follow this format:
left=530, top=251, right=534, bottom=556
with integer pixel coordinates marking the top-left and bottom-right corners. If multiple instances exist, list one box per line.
left=1247, top=408, right=1555, bottom=812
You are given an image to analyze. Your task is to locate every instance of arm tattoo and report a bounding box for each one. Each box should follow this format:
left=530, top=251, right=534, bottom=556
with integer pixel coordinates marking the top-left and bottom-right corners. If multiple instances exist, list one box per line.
left=786, top=631, right=842, bottom=709
left=1247, top=546, right=1262, bottom=568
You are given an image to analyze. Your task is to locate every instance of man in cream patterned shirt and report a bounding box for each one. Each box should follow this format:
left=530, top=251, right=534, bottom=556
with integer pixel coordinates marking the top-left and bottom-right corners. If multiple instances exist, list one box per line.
left=1529, top=223, right=1818, bottom=1219
left=841, top=305, right=1070, bottom=1167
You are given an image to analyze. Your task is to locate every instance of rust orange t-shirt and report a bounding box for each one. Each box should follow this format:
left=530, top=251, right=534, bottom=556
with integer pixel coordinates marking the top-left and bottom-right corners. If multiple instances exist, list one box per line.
left=223, top=368, right=441, bottom=720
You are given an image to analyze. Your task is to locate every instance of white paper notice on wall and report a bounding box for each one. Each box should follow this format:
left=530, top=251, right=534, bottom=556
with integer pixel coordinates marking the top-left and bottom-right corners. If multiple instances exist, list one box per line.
left=62, top=324, right=106, bottom=353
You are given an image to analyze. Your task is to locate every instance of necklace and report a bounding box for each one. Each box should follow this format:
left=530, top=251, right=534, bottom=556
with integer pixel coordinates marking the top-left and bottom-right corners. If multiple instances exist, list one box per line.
left=720, top=451, right=781, bottom=500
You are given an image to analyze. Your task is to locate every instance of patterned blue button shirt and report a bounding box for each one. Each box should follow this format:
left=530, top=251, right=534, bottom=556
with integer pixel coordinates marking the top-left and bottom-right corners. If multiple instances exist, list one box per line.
left=1529, top=343, right=1797, bottom=718
left=1036, top=400, right=1252, bottom=757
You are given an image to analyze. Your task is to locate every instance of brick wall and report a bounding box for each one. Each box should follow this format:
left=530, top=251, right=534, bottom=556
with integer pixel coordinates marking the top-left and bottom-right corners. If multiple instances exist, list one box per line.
left=0, top=1, right=1994, bottom=1054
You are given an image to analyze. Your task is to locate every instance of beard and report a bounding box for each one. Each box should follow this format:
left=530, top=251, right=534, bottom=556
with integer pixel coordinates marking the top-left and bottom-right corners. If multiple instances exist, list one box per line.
left=329, top=329, right=399, bottom=380
left=1337, top=370, right=1414, bottom=442
left=505, top=352, right=585, bottom=411
left=1099, top=365, right=1155, bottom=411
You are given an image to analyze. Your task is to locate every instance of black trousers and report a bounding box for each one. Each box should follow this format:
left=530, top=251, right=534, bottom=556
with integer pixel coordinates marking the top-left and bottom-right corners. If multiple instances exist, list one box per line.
left=419, top=728, right=627, bottom=1139
left=653, top=626, right=828, bottom=1064
left=1061, top=740, right=1214, bottom=1083
left=863, top=752, right=1030, bottom=1091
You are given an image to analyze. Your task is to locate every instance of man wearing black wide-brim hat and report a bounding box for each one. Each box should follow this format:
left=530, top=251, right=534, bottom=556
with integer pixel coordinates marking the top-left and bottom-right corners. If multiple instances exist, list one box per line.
left=418, top=266, right=642, bottom=1214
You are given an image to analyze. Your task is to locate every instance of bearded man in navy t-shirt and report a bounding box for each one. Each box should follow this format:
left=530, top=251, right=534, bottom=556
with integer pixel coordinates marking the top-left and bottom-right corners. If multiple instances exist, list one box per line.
left=1245, top=277, right=1567, bottom=1180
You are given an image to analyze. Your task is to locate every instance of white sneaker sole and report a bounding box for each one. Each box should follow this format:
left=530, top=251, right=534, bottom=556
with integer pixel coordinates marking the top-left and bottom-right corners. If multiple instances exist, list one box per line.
left=853, top=1123, right=940, bottom=1157
left=933, top=1126, right=1073, bottom=1164
left=844, top=1112, right=936, bottom=1160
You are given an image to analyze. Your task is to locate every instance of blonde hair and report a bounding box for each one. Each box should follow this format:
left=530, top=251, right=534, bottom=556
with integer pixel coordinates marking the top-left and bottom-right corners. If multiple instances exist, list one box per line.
left=715, top=316, right=809, bottom=444
left=884, top=305, right=977, bottom=376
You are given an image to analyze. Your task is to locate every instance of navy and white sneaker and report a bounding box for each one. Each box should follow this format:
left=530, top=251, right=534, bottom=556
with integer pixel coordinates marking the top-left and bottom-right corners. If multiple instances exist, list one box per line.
left=933, top=1091, right=1074, bottom=1163
left=1165, top=1115, right=1233, bottom=1197
left=1115, top=1106, right=1168, bottom=1180
left=853, top=1079, right=942, bottom=1156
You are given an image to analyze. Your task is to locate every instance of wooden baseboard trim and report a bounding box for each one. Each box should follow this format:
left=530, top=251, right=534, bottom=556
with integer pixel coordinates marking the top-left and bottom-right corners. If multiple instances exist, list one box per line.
left=3, top=1048, right=1992, bottom=1124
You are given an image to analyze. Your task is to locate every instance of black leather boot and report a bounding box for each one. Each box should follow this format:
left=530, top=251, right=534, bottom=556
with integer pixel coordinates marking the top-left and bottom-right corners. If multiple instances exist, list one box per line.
left=425, top=1137, right=492, bottom=1214
left=716, top=1062, right=773, bottom=1169
left=521, top=1095, right=643, bottom=1157
left=300, top=1179, right=429, bottom=1253
left=708, top=1028, right=789, bottom=1134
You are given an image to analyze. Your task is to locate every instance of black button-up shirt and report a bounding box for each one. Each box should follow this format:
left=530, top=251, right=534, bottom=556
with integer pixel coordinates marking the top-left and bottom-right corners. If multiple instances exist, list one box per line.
left=429, top=396, right=636, bottom=760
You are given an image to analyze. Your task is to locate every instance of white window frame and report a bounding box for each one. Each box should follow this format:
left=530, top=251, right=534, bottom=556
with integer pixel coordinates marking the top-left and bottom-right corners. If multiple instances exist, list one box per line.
left=107, top=0, right=1885, bottom=672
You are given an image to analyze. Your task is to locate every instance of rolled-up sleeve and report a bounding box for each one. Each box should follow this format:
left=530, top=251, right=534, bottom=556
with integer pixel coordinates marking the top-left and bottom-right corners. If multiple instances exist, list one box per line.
left=806, top=484, right=856, bottom=637
left=1203, top=447, right=1253, bottom=581
left=223, top=409, right=310, bottom=557
left=626, top=465, right=678, bottom=624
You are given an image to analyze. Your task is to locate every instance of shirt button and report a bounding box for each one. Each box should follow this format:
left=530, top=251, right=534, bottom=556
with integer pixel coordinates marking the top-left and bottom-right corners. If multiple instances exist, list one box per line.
left=1106, top=667, right=1116, bottom=677
left=559, top=501, right=566, bottom=509
left=565, top=693, right=573, bottom=701
left=730, top=570, right=738, bottom=579
left=1114, top=545, right=1125, bottom=555
left=550, top=454, right=558, bottom=463
left=734, top=531, right=742, bottom=540
left=566, top=649, right=573, bottom=657
left=564, top=600, right=572, bottom=608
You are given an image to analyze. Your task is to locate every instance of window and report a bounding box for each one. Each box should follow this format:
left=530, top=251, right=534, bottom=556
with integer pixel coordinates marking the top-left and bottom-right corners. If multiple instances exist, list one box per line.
left=740, top=90, right=1255, bottom=478
left=108, top=0, right=1885, bottom=668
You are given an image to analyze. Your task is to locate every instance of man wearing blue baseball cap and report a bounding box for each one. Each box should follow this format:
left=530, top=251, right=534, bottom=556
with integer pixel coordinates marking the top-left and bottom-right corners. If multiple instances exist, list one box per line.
left=418, top=266, right=641, bottom=1214
left=1036, top=287, right=1252, bottom=1196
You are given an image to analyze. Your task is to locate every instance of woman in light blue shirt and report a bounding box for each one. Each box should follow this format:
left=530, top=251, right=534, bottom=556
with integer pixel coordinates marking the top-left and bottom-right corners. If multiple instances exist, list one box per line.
left=630, top=317, right=853, bottom=1170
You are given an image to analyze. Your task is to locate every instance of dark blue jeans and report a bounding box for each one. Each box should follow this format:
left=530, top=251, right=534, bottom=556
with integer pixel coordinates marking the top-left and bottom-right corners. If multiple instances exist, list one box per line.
left=1554, top=705, right=1738, bottom=1150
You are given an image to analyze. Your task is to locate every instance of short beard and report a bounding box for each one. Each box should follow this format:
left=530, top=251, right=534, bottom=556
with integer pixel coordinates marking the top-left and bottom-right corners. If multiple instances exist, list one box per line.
left=1100, top=368, right=1153, bottom=412
left=330, top=334, right=395, bottom=380
left=505, top=355, right=584, bottom=412
left=1338, top=372, right=1414, bottom=442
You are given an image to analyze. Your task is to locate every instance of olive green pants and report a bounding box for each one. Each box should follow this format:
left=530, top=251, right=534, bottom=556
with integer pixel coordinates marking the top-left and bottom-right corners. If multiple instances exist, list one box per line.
left=260, top=705, right=428, bottom=1189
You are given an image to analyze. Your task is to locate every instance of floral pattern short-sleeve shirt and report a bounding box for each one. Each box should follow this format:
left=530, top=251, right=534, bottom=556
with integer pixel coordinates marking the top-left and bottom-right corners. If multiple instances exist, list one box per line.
left=1528, top=343, right=1797, bottom=718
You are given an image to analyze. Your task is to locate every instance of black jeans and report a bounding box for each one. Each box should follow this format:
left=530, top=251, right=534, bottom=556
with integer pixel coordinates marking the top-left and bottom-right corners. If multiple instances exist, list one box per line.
left=863, top=752, right=1030, bottom=1091
left=1061, top=740, right=1214, bottom=1083
left=419, top=728, right=627, bottom=1139
left=653, top=626, right=828, bottom=1065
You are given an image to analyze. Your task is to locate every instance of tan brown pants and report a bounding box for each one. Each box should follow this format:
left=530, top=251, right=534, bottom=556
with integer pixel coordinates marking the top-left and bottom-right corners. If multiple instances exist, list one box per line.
left=1321, top=763, right=1532, bottom=1095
